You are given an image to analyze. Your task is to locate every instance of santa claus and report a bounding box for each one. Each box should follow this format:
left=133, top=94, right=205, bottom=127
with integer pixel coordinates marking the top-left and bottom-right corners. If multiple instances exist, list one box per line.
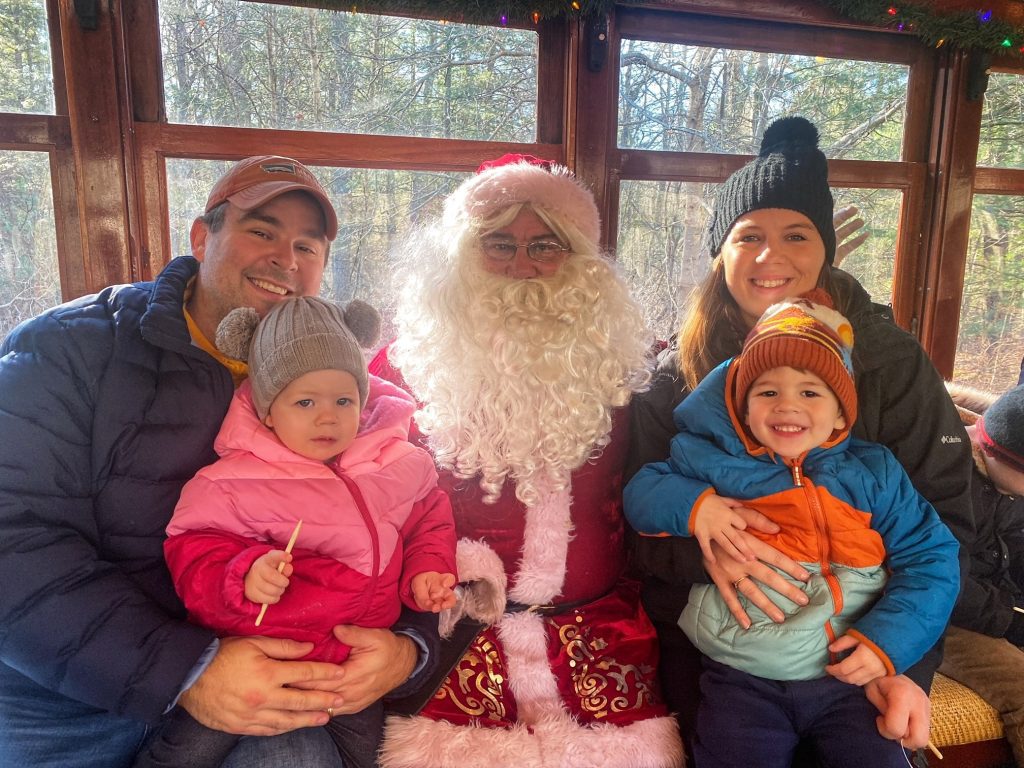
left=371, top=154, right=684, bottom=768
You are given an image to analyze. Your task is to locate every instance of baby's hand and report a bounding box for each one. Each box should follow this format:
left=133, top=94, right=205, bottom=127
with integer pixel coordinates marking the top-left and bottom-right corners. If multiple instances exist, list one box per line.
left=825, top=634, right=888, bottom=686
left=244, top=549, right=293, bottom=605
left=411, top=571, right=457, bottom=613
left=692, top=494, right=757, bottom=564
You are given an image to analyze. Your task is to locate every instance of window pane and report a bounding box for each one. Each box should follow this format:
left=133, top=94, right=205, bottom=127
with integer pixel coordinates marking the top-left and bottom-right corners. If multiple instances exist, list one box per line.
left=159, top=0, right=538, bottom=141
left=830, top=188, right=900, bottom=307
left=0, top=0, right=55, bottom=114
left=166, top=158, right=465, bottom=345
left=953, top=194, right=1024, bottom=392
left=978, top=72, right=1024, bottom=169
left=617, top=179, right=712, bottom=341
left=618, top=41, right=907, bottom=160
left=616, top=181, right=899, bottom=341
left=0, top=150, right=60, bottom=339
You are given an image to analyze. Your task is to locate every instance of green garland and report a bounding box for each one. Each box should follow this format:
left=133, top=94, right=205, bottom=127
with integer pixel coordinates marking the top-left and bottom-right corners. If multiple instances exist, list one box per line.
left=819, top=0, right=1024, bottom=55
left=315, top=0, right=614, bottom=25
left=313, top=0, right=1024, bottom=54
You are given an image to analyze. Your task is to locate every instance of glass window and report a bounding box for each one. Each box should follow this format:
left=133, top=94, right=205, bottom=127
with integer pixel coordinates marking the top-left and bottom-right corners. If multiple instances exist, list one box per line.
left=158, top=0, right=538, bottom=141
left=977, top=72, right=1024, bottom=169
left=165, top=158, right=465, bottom=345
left=0, top=0, right=55, bottom=114
left=617, top=180, right=900, bottom=341
left=830, top=188, right=900, bottom=307
left=618, top=41, right=908, bottom=160
left=0, top=150, right=60, bottom=339
left=617, top=179, right=711, bottom=340
left=953, top=193, right=1024, bottom=392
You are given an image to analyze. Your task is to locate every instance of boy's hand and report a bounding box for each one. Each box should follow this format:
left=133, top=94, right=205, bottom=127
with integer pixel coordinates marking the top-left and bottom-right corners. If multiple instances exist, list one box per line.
left=825, top=634, right=887, bottom=685
left=693, top=495, right=764, bottom=564
left=411, top=571, right=457, bottom=612
left=245, top=550, right=294, bottom=605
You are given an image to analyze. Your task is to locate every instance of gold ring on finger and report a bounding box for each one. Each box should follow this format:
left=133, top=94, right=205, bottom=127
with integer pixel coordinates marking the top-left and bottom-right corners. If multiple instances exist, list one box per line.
left=326, top=707, right=334, bottom=718
left=732, top=576, right=750, bottom=590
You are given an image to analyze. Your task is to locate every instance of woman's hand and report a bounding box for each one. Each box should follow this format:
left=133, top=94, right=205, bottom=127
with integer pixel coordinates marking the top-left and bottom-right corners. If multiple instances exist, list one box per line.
left=702, top=506, right=810, bottom=628
left=864, top=674, right=931, bottom=749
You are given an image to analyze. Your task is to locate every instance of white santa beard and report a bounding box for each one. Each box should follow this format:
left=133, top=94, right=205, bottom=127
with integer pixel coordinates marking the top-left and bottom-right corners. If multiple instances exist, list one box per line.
left=405, top=255, right=641, bottom=508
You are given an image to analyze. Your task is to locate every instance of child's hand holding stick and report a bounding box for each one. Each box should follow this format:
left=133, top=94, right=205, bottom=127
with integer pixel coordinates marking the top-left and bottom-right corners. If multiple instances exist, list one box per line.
left=254, top=519, right=303, bottom=627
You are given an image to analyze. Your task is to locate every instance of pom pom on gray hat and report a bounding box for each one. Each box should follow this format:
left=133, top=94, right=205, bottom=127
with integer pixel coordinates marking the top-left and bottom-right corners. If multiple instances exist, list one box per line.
left=215, top=307, right=261, bottom=362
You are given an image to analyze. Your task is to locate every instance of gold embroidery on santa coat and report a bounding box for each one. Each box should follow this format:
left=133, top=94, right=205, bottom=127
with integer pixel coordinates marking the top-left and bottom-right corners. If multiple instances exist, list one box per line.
left=558, top=615, right=657, bottom=717
left=433, top=633, right=507, bottom=721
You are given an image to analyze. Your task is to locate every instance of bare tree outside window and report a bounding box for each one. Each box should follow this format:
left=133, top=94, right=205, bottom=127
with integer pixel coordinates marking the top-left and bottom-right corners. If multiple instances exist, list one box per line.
left=976, top=71, right=1024, bottom=170
left=0, top=150, right=60, bottom=340
left=0, top=2, right=58, bottom=338
left=952, top=72, right=1024, bottom=393
left=618, top=42, right=907, bottom=159
left=955, top=193, right=1024, bottom=392
left=158, top=0, right=538, bottom=141
left=0, top=0, right=54, bottom=115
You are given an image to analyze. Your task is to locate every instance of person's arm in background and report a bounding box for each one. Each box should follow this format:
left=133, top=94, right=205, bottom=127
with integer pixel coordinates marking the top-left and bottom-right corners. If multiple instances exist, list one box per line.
left=949, top=475, right=1022, bottom=639
left=833, top=205, right=869, bottom=267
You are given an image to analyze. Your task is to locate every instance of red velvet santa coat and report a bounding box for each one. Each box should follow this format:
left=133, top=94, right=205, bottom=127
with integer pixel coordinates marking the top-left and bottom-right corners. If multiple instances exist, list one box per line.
left=163, top=375, right=457, bottom=664
left=371, top=349, right=683, bottom=768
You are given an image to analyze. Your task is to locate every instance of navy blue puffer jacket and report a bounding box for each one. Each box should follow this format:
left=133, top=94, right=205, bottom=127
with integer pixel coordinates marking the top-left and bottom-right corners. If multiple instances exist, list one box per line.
left=0, top=256, right=228, bottom=723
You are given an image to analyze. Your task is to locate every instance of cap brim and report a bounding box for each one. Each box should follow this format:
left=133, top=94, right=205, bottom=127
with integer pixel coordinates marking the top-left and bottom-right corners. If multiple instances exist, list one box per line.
left=228, top=181, right=338, bottom=241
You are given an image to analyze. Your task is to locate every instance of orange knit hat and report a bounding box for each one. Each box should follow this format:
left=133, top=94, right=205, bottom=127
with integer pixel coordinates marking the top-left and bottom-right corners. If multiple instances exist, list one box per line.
left=733, top=288, right=857, bottom=427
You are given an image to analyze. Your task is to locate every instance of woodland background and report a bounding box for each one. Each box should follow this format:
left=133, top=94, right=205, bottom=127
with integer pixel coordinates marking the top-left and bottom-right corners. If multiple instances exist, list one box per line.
left=2, top=0, right=1021, bottom=390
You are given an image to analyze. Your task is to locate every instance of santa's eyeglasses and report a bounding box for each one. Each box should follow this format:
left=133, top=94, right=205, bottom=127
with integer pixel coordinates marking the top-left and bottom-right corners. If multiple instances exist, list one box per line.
left=480, top=238, right=571, bottom=263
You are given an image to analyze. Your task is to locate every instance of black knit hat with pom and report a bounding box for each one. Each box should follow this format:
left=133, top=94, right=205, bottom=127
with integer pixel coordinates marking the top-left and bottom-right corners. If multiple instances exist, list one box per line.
left=705, top=116, right=835, bottom=263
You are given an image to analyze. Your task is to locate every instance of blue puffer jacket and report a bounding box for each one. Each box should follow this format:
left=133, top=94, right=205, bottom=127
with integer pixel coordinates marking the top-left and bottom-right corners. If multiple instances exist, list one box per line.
left=0, top=257, right=227, bottom=724
left=625, top=360, right=960, bottom=680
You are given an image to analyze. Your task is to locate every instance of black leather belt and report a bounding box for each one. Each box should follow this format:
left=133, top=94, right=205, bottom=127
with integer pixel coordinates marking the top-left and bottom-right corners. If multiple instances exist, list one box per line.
left=505, top=593, right=598, bottom=616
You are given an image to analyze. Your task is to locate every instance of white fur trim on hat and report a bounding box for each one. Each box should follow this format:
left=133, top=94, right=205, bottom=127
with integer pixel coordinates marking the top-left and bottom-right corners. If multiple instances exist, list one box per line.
left=445, top=160, right=600, bottom=245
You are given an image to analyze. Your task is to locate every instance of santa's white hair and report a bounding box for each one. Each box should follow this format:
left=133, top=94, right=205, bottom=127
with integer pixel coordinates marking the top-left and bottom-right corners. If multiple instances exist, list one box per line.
left=391, top=195, right=652, bottom=507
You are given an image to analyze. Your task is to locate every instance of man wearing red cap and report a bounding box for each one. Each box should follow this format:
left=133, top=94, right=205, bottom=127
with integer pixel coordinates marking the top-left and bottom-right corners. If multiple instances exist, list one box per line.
left=0, top=156, right=435, bottom=767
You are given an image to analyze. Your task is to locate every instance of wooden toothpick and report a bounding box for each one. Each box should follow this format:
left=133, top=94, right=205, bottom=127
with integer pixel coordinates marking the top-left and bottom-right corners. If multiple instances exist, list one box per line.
left=254, top=519, right=303, bottom=627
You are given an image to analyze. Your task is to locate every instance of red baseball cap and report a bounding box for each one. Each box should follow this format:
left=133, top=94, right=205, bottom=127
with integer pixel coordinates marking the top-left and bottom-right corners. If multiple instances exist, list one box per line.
left=205, top=156, right=338, bottom=241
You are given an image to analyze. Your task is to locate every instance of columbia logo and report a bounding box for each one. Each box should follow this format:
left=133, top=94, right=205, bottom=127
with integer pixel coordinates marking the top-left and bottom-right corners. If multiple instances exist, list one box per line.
left=941, top=435, right=963, bottom=444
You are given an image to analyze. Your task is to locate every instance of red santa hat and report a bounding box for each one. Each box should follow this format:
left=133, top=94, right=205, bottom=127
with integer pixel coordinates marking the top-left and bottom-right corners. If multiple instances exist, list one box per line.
left=444, top=153, right=601, bottom=244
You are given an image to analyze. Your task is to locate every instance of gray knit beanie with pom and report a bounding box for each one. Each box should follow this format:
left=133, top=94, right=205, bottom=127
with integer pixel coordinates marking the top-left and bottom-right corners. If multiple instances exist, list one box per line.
left=705, top=115, right=836, bottom=263
left=216, top=296, right=381, bottom=418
